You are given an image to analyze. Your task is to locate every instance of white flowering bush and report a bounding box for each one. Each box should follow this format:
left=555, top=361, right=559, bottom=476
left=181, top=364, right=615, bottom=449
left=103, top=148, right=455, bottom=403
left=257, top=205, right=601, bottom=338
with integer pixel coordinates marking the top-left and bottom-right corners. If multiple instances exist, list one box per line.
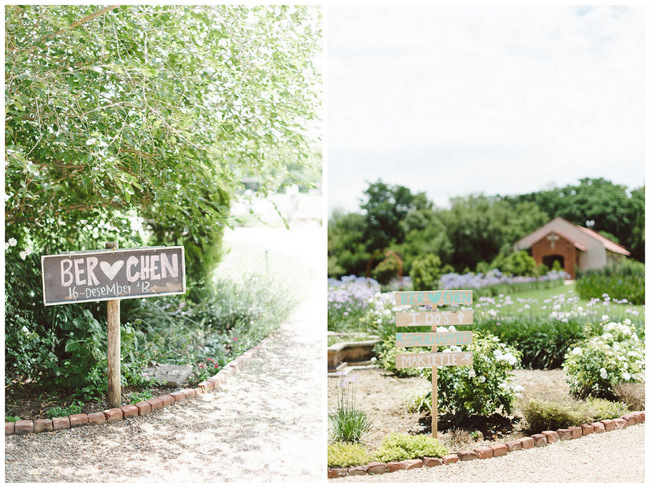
left=425, top=331, right=523, bottom=425
left=563, top=319, right=645, bottom=399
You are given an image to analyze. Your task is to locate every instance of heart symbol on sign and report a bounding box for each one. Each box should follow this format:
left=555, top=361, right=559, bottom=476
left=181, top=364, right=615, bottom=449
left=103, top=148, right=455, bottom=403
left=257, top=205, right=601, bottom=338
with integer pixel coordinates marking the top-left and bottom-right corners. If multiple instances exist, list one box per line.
left=427, top=292, right=441, bottom=304
left=100, top=260, right=124, bottom=281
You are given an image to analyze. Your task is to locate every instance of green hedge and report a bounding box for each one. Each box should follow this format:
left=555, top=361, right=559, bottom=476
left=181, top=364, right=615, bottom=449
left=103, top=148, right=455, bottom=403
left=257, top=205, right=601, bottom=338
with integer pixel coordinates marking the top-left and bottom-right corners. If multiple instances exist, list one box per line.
left=576, top=260, right=645, bottom=305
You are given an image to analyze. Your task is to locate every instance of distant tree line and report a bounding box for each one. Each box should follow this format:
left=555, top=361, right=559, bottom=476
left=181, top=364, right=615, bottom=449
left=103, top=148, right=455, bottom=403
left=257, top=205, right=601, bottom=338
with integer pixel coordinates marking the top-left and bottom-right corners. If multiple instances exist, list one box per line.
left=328, top=178, right=644, bottom=280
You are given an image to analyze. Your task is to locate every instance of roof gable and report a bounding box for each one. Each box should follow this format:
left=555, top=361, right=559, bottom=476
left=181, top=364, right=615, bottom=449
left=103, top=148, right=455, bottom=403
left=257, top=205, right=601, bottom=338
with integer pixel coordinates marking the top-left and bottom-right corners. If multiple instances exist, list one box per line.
left=515, top=217, right=629, bottom=256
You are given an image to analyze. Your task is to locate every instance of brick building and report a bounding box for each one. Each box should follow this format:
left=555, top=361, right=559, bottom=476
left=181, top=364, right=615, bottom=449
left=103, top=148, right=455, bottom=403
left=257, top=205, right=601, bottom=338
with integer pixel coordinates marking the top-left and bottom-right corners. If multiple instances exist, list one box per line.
left=513, top=217, right=630, bottom=279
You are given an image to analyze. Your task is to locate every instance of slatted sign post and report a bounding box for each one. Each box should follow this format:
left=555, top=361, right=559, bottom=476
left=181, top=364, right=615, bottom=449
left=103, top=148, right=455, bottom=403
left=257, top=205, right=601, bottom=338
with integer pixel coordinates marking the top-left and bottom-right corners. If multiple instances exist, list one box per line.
left=42, top=244, right=186, bottom=408
left=395, top=290, right=474, bottom=438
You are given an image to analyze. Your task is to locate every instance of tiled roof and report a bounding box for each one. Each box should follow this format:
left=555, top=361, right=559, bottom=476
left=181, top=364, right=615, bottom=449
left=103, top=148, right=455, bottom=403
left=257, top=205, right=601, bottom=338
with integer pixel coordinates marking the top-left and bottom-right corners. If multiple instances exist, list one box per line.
left=577, top=226, right=631, bottom=256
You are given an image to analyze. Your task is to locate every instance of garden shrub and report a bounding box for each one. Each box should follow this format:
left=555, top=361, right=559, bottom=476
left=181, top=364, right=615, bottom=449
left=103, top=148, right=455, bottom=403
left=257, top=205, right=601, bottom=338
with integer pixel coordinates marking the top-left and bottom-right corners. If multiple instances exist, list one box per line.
left=373, top=433, right=448, bottom=463
left=6, top=253, right=293, bottom=405
left=612, top=382, right=645, bottom=411
left=562, top=320, right=645, bottom=399
left=425, top=331, right=523, bottom=425
left=466, top=317, right=590, bottom=370
left=327, top=442, right=372, bottom=468
left=576, top=260, right=645, bottom=305
left=585, top=397, right=630, bottom=421
left=371, top=252, right=401, bottom=286
left=522, top=397, right=591, bottom=434
left=521, top=397, right=630, bottom=434
left=410, top=253, right=444, bottom=291
left=491, top=250, right=539, bottom=277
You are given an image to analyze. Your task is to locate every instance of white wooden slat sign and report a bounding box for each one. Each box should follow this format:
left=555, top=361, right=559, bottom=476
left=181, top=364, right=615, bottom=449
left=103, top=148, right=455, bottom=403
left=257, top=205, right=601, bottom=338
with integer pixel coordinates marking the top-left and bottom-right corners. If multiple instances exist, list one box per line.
left=394, top=289, right=474, bottom=439
left=395, top=331, right=473, bottom=348
left=395, top=351, right=474, bottom=368
left=396, top=310, right=473, bottom=327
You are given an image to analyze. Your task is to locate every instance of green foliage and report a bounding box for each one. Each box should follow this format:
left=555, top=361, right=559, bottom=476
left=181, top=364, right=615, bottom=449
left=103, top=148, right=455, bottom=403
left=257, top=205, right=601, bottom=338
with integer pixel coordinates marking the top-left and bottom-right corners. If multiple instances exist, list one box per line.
left=328, top=178, right=645, bottom=280
left=576, top=260, right=645, bottom=305
left=426, top=332, right=523, bottom=426
left=562, top=320, right=645, bottom=399
left=5, top=416, right=22, bottom=423
left=6, top=5, right=321, bottom=265
left=521, top=397, right=592, bottom=434
left=6, top=264, right=293, bottom=402
left=46, top=401, right=84, bottom=419
left=586, top=397, right=630, bottom=421
left=329, top=375, right=374, bottom=443
left=491, top=250, right=540, bottom=277
left=327, top=442, right=372, bottom=468
left=327, top=212, right=371, bottom=278
left=361, top=180, right=425, bottom=251
left=5, top=4, right=320, bottom=403
left=373, top=433, right=449, bottom=463
left=404, top=387, right=432, bottom=413
left=126, top=390, right=155, bottom=405
left=410, top=254, right=444, bottom=291
left=521, top=397, right=630, bottom=435
left=505, top=178, right=645, bottom=262
left=371, top=252, right=402, bottom=286
left=466, top=318, right=589, bottom=370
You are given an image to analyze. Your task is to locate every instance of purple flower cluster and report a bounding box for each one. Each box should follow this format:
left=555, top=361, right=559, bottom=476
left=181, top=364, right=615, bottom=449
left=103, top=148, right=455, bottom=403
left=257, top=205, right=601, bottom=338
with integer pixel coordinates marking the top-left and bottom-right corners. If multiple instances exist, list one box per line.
left=439, top=269, right=569, bottom=290
left=328, top=275, right=380, bottom=309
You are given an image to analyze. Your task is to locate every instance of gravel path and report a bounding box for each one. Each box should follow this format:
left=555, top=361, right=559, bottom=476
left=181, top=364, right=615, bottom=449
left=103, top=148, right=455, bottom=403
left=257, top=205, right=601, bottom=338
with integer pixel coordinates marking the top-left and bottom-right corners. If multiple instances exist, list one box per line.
left=5, top=226, right=327, bottom=483
left=330, top=424, right=645, bottom=483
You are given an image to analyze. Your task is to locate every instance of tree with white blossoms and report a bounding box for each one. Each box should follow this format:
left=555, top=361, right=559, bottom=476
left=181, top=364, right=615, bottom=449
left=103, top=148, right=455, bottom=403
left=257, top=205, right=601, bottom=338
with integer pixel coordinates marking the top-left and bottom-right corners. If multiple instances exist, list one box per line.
left=563, top=319, right=645, bottom=400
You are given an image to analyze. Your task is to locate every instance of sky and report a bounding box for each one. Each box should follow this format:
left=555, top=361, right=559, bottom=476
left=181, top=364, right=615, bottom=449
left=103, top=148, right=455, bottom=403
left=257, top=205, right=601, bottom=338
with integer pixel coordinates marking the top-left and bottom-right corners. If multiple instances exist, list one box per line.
left=327, top=5, right=645, bottom=213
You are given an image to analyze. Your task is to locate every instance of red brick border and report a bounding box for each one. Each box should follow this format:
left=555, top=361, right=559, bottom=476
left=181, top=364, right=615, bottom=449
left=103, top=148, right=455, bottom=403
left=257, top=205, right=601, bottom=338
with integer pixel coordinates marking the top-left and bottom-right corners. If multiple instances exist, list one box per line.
left=327, top=411, right=646, bottom=478
left=5, top=333, right=278, bottom=436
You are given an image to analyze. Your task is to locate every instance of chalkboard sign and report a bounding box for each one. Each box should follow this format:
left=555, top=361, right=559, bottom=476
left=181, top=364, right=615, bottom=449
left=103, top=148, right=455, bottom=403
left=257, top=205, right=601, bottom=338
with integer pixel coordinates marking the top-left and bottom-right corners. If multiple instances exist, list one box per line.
left=42, top=246, right=185, bottom=306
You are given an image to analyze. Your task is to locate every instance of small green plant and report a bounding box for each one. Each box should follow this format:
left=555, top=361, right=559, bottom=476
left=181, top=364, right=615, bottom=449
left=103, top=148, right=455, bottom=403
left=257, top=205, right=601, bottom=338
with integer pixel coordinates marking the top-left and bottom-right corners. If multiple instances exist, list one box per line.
left=585, top=397, right=630, bottom=420
left=45, top=400, right=84, bottom=419
left=329, top=375, right=374, bottom=443
left=5, top=415, right=21, bottom=422
left=373, top=433, right=449, bottom=463
left=563, top=319, right=644, bottom=399
left=404, top=387, right=431, bottom=413
left=327, top=442, right=373, bottom=468
left=126, top=389, right=155, bottom=404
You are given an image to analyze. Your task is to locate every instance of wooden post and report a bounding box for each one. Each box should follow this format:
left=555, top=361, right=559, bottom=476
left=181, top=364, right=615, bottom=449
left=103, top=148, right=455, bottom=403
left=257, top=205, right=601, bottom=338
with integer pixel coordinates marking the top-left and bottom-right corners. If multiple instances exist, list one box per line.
left=106, top=242, right=121, bottom=408
left=431, top=307, right=438, bottom=438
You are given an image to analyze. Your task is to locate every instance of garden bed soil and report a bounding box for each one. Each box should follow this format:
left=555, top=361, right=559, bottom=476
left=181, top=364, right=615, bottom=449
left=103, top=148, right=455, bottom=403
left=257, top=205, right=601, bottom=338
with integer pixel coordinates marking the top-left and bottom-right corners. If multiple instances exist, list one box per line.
left=327, top=367, right=571, bottom=452
left=5, top=381, right=180, bottom=421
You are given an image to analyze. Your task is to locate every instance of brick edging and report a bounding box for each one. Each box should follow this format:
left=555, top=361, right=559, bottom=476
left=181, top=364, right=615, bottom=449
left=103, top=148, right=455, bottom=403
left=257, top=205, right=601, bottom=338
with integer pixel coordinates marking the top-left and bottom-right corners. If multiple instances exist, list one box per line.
left=327, top=411, right=646, bottom=478
left=5, top=333, right=278, bottom=436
